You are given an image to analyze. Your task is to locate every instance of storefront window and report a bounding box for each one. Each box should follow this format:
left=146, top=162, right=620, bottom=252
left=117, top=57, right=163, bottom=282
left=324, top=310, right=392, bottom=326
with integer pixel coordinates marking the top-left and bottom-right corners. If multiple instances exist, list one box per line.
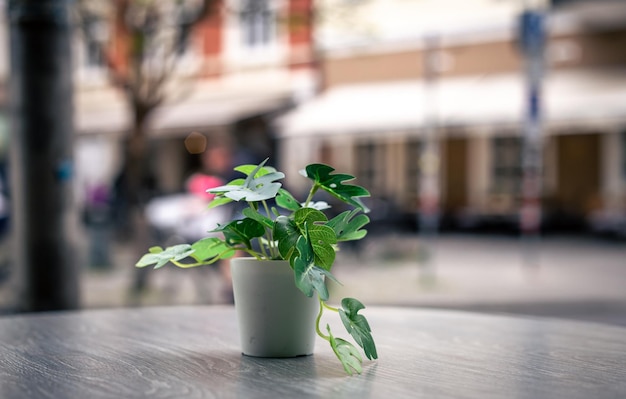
left=406, top=140, right=421, bottom=197
left=622, top=131, right=626, bottom=180
left=356, top=141, right=388, bottom=197
left=492, top=136, right=522, bottom=194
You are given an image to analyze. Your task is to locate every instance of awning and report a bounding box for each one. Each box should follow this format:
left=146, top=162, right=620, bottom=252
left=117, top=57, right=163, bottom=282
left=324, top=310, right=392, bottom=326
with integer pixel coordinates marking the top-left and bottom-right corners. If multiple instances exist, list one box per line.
left=276, top=68, right=626, bottom=137
left=149, top=94, right=290, bottom=137
left=76, top=83, right=293, bottom=137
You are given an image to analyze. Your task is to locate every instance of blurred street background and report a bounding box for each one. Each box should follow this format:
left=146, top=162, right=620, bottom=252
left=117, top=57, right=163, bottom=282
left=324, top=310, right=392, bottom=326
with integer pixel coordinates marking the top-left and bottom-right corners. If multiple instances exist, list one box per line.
left=34, top=232, right=626, bottom=326
left=0, top=0, right=625, bottom=328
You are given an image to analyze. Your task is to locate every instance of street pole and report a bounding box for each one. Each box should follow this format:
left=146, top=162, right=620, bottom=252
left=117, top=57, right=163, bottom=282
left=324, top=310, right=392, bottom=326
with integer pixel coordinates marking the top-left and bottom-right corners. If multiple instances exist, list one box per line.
left=518, top=4, right=546, bottom=267
left=417, top=34, right=440, bottom=282
left=8, top=0, right=80, bottom=311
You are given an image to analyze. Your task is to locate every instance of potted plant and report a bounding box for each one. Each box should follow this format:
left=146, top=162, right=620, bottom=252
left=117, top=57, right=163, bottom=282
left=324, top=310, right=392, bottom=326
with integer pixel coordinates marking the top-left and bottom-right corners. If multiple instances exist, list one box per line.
left=136, top=159, right=377, bottom=375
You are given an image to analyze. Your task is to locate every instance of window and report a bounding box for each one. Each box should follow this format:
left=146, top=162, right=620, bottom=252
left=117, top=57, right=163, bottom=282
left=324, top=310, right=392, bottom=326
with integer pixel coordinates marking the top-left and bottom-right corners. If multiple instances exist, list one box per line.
left=175, top=11, right=194, bottom=55
left=405, top=140, right=422, bottom=198
left=492, top=137, right=522, bottom=194
left=622, top=131, right=626, bottom=180
left=82, top=14, right=109, bottom=68
left=356, top=142, right=376, bottom=192
left=225, top=0, right=282, bottom=65
left=239, top=0, right=275, bottom=48
left=174, top=1, right=205, bottom=56
left=356, top=141, right=389, bottom=197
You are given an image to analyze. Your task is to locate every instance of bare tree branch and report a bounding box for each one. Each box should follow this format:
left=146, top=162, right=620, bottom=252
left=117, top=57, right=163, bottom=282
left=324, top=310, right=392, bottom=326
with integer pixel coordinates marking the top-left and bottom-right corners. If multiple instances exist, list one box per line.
left=76, top=0, right=216, bottom=121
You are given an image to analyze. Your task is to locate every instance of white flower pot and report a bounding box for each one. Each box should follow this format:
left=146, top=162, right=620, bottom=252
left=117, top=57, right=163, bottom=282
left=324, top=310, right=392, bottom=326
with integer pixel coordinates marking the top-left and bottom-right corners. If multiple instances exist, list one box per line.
left=230, top=258, right=319, bottom=358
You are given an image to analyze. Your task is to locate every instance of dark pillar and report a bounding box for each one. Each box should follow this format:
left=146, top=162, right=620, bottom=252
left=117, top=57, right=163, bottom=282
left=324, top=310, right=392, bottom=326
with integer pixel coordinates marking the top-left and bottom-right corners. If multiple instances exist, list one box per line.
left=8, top=0, right=80, bottom=311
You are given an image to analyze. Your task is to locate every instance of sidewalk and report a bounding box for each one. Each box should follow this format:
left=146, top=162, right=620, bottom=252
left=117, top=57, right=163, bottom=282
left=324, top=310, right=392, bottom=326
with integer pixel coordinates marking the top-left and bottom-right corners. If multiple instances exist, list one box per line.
left=330, top=233, right=626, bottom=325
left=80, top=233, right=626, bottom=326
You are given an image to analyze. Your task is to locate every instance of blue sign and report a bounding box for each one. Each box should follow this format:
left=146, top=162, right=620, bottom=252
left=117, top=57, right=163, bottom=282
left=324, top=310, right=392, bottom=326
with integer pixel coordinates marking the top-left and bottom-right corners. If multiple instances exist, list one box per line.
left=519, top=10, right=545, bottom=55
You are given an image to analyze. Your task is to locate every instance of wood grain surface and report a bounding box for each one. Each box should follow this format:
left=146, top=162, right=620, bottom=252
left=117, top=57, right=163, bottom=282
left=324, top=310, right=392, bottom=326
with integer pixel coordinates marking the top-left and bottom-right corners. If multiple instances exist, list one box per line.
left=0, top=306, right=625, bottom=398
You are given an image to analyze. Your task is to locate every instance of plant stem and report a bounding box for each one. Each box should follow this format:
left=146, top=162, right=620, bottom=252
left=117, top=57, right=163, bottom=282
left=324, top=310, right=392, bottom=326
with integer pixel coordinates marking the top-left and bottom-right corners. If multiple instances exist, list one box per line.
left=245, top=201, right=269, bottom=258
left=258, top=238, right=269, bottom=259
left=170, top=247, right=251, bottom=268
left=261, top=200, right=277, bottom=257
left=171, top=257, right=219, bottom=268
left=243, top=249, right=264, bottom=260
left=315, top=295, right=331, bottom=341
left=171, top=260, right=204, bottom=268
left=303, top=184, right=319, bottom=208
left=322, top=302, right=339, bottom=313
left=262, top=200, right=272, bottom=222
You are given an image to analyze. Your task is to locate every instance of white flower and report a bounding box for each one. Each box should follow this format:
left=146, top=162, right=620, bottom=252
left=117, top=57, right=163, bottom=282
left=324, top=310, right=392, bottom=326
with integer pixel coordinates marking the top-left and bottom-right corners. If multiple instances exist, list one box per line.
left=302, top=201, right=331, bottom=211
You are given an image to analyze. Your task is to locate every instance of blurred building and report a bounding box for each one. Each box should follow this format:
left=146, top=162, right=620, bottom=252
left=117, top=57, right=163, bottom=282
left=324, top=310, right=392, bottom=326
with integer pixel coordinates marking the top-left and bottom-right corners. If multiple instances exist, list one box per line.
left=277, top=0, right=626, bottom=235
left=44, top=0, right=315, bottom=206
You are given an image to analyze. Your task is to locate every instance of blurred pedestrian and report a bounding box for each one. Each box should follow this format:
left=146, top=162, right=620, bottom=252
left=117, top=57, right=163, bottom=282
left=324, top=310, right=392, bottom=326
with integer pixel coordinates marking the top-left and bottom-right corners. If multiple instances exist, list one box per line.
left=130, top=144, right=236, bottom=305
left=82, top=183, right=112, bottom=269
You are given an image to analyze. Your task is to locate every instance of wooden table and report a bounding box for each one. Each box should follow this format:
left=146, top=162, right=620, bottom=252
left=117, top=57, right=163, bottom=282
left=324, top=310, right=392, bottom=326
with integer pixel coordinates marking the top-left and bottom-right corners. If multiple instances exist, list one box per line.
left=0, top=306, right=625, bottom=398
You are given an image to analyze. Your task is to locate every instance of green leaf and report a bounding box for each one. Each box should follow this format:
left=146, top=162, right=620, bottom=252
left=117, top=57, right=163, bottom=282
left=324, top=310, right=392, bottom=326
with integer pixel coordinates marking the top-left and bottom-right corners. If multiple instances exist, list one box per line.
left=233, top=164, right=277, bottom=177
left=207, top=196, right=234, bottom=209
left=135, top=244, right=194, bottom=269
left=293, top=234, right=329, bottom=300
left=208, top=179, right=244, bottom=209
left=307, top=223, right=336, bottom=270
left=208, top=159, right=284, bottom=203
left=212, top=218, right=265, bottom=249
left=271, top=206, right=281, bottom=218
left=302, top=164, right=370, bottom=212
left=273, top=215, right=300, bottom=262
left=293, top=208, right=336, bottom=269
left=326, top=209, right=370, bottom=241
left=339, top=298, right=378, bottom=360
left=327, top=325, right=363, bottom=375
left=225, top=178, right=246, bottom=186
left=293, top=207, right=327, bottom=226
left=148, top=246, right=163, bottom=254
left=276, top=188, right=302, bottom=211
left=190, top=237, right=234, bottom=263
left=242, top=207, right=274, bottom=229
